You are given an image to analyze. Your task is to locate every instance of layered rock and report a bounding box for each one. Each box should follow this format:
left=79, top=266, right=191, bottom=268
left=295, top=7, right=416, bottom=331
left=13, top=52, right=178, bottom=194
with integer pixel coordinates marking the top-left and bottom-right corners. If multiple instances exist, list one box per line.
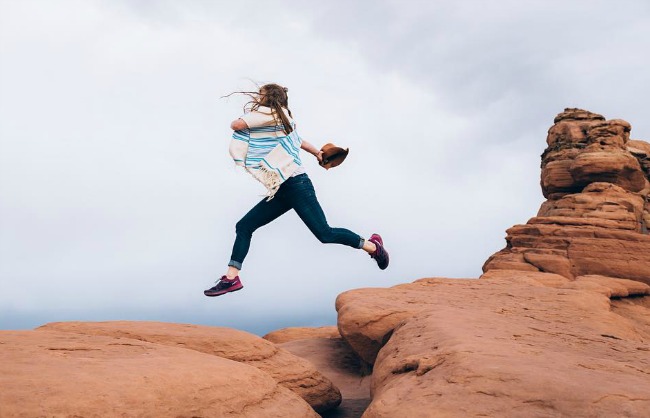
left=0, top=330, right=319, bottom=418
left=336, top=273, right=650, bottom=417
left=38, top=321, right=341, bottom=413
left=484, top=108, right=650, bottom=284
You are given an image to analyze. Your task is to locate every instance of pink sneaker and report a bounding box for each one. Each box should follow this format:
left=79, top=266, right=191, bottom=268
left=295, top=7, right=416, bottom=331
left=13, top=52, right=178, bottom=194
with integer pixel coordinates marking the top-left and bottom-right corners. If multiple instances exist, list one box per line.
left=204, top=276, right=244, bottom=297
left=368, top=233, right=389, bottom=270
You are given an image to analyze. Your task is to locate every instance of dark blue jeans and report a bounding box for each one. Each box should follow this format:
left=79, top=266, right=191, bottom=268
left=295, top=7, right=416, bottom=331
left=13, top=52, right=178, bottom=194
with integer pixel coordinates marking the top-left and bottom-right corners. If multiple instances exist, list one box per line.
left=229, top=174, right=363, bottom=269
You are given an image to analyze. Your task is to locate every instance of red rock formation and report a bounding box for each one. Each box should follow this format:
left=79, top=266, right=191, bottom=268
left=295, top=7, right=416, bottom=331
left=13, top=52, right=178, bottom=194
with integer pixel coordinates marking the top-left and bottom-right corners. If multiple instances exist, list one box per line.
left=0, top=330, right=319, bottom=417
left=484, top=108, right=650, bottom=284
left=335, top=273, right=650, bottom=417
left=329, top=109, right=650, bottom=417
left=38, top=321, right=341, bottom=413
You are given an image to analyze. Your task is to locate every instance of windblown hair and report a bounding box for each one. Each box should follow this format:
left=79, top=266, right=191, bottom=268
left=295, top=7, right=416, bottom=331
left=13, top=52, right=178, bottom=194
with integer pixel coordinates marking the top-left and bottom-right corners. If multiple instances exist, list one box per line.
left=252, top=84, right=294, bottom=134
left=223, top=83, right=294, bottom=134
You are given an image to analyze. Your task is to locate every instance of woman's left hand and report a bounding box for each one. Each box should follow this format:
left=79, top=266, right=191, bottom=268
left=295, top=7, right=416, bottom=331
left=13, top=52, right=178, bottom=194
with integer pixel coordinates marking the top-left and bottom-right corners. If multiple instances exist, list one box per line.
left=316, top=150, right=323, bottom=163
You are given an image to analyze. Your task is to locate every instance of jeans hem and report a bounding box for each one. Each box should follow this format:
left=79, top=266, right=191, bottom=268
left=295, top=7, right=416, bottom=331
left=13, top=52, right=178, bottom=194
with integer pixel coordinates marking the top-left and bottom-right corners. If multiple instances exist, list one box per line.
left=228, top=260, right=243, bottom=270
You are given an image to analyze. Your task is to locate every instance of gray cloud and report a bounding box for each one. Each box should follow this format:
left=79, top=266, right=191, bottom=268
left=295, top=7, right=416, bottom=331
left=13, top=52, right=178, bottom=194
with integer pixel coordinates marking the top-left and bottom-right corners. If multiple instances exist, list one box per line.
left=290, top=0, right=650, bottom=141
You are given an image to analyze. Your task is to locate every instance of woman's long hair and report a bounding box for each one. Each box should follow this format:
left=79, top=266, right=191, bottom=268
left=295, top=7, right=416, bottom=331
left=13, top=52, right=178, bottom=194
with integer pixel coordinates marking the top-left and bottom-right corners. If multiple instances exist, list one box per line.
left=252, top=84, right=293, bottom=134
left=223, top=83, right=294, bottom=134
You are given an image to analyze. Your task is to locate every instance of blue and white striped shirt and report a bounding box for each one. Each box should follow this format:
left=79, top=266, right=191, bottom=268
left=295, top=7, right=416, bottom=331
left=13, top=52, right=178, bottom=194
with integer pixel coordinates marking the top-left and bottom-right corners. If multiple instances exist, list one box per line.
left=232, top=106, right=305, bottom=177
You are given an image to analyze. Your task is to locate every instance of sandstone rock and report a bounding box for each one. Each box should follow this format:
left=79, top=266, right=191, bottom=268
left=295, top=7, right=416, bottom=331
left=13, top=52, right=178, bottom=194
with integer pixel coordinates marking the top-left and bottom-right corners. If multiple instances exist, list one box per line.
left=628, top=139, right=650, bottom=180
left=480, top=269, right=570, bottom=287
left=336, top=279, right=460, bottom=365
left=485, top=223, right=650, bottom=283
left=0, top=330, right=319, bottom=418
left=630, top=139, right=650, bottom=233
left=280, top=337, right=371, bottom=418
left=38, top=321, right=341, bottom=413
left=570, top=151, right=645, bottom=193
left=628, top=139, right=650, bottom=155
left=332, top=108, right=650, bottom=417
left=611, top=295, right=650, bottom=332
left=478, top=250, right=540, bottom=273
left=541, top=109, right=642, bottom=197
left=337, top=274, right=563, bottom=365
left=541, top=156, right=582, bottom=197
left=552, top=108, right=605, bottom=124
left=522, top=249, right=574, bottom=278
left=537, top=182, right=645, bottom=231
left=335, top=276, right=650, bottom=418
left=264, top=326, right=340, bottom=344
left=562, top=274, right=650, bottom=298
left=340, top=108, right=650, bottom=416
left=486, top=109, right=650, bottom=285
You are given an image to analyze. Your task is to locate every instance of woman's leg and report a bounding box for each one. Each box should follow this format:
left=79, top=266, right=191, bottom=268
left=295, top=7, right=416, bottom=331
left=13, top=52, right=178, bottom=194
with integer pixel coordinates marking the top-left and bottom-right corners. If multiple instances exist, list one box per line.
left=227, top=195, right=291, bottom=275
left=288, top=176, right=364, bottom=249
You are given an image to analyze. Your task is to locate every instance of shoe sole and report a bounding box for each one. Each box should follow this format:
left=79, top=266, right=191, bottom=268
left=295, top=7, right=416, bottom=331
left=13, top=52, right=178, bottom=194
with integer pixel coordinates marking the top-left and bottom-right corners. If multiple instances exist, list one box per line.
left=379, top=254, right=389, bottom=270
left=204, top=285, right=244, bottom=297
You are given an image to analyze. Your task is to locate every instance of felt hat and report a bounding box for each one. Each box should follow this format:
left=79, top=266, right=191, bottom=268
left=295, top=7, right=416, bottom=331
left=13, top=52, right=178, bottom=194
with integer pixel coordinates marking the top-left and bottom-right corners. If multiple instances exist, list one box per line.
left=319, top=143, right=349, bottom=169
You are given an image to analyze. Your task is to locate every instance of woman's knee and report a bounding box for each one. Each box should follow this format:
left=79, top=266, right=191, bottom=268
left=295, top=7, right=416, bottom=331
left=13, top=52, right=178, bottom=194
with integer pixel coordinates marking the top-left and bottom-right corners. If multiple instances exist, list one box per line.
left=235, top=219, right=254, bottom=237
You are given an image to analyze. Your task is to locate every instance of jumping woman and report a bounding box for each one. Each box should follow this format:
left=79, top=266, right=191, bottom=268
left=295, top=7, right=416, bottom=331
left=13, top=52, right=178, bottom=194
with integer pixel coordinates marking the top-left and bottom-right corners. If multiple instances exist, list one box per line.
left=204, top=83, right=389, bottom=297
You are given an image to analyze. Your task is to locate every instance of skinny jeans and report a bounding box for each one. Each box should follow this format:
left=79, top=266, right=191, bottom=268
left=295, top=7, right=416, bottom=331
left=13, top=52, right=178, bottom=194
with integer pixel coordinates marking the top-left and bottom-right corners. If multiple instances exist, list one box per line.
left=229, top=174, right=363, bottom=269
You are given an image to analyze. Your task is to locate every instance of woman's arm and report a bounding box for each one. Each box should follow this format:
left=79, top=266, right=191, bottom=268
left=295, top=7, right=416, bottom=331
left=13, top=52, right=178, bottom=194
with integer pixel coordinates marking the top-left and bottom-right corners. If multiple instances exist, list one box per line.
left=230, top=118, right=248, bottom=130
left=301, top=140, right=323, bottom=162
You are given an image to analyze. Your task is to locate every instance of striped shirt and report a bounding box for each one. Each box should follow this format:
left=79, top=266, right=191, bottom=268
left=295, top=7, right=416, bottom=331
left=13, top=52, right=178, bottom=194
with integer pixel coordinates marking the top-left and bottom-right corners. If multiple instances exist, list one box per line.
left=233, top=106, right=305, bottom=177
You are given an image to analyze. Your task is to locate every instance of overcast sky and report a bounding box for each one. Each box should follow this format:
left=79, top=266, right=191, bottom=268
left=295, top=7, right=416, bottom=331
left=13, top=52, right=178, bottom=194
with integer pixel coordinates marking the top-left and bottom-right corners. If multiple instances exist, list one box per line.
left=1, top=0, right=649, bottom=335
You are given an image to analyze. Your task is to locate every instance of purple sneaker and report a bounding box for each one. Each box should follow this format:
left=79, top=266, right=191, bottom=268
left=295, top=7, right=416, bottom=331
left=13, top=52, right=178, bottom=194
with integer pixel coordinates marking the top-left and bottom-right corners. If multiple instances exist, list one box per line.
left=204, top=276, right=244, bottom=297
left=368, top=233, right=389, bottom=270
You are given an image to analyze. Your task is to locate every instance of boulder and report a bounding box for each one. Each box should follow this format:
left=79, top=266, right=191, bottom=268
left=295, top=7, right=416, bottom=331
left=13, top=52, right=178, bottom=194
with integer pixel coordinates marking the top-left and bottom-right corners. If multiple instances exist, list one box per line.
left=569, top=151, right=645, bottom=193
left=0, top=330, right=319, bottom=418
left=541, top=110, right=641, bottom=197
left=38, top=321, right=341, bottom=413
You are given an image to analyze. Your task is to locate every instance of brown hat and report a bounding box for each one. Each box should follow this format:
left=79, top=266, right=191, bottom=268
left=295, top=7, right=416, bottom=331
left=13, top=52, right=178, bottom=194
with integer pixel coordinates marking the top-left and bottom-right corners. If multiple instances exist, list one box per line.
left=319, top=143, right=349, bottom=169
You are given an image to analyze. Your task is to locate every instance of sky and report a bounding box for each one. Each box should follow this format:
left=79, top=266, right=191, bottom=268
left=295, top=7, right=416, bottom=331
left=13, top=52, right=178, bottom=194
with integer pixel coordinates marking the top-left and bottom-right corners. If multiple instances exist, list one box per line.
left=1, top=0, right=649, bottom=335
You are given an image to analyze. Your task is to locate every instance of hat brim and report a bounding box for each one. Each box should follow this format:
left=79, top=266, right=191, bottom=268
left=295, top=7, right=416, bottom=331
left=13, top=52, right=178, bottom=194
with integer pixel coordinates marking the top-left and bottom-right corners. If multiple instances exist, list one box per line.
left=319, top=147, right=349, bottom=169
